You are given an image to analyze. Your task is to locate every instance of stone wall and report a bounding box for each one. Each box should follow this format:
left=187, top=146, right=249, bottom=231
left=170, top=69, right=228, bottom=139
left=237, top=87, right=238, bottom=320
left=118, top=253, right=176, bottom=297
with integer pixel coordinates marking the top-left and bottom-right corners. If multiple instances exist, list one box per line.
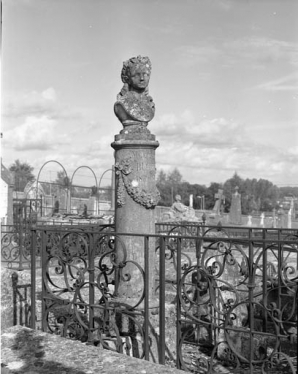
left=1, top=326, right=186, bottom=374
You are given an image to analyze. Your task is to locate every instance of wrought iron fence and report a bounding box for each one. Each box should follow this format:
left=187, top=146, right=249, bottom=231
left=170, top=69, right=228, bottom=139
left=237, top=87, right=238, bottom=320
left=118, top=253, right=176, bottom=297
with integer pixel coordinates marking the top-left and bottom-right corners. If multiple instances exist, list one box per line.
left=25, top=224, right=297, bottom=373
left=174, top=225, right=297, bottom=373
left=5, top=223, right=298, bottom=373
left=11, top=272, right=32, bottom=327
left=1, top=223, right=114, bottom=270
left=1, top=224, right=35, bottom=270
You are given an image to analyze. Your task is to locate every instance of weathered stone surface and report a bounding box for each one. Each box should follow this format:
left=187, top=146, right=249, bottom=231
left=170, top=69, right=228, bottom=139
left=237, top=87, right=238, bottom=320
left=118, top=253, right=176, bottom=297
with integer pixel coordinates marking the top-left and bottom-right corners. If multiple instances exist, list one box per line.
left=212, top=189, right=225, bottom=215
left=111, top=56, right=159, bottom=306
left=111, top=141, right=159, bottom=305
left=114, top=55, right=155, bottom=125
left=229, top=187, right=242, bottom=225
left=1, top=326, right=186, bottom=374
left=163, top=194, right=199, bottom=222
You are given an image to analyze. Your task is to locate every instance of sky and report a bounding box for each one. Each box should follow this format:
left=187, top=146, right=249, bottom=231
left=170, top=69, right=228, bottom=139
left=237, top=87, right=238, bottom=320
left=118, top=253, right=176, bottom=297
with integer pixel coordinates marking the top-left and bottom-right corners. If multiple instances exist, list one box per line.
left=1, top=0, right=298, bottom=188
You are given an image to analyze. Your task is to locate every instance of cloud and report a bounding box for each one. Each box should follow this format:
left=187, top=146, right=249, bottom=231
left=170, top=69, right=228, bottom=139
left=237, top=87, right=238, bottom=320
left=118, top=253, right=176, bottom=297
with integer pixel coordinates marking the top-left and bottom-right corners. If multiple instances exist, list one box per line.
left=151, top=110, right=298, bottom=185
left=223, top=37, right=298, bottom=68
left=175, top=44, right=222, bottom=67
left=288, top=146, right=298, bottom=156
left=3, top=88, right=82, bottom=120
left=156, top=141, right=298, bottom=185
left=42, top=87, right=57, bottom=101
left=152, top=110, right=248, bottom=171
left=175, top=37, right=298, bottom=69
left=254, top=72, right=298, bottom=91
left=151, top=110, right=245, bottom=147
left=3, top=115, right=69, bottom=151
left=5, top=0, right=36, bottom=6
left=213, top=0, right=233, bottom=11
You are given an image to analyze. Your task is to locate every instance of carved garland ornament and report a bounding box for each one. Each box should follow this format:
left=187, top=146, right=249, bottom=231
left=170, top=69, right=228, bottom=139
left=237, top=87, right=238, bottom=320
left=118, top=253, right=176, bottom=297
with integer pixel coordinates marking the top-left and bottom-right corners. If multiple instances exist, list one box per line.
left=115, top=158, right=160, bottom=209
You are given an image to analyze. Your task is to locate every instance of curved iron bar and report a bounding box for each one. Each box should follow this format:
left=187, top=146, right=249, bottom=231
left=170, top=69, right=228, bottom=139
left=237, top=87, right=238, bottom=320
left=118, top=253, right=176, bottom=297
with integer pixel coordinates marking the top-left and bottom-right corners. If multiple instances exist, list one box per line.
left=36, top=159, right=68, bottom=199
left=176, top=227, right=297, bottom=373
left=42, top=228, right=147, bottom=356
left=98, top=169, right=112, bottom=192
left=70, top=165, right=98, bottom=214
left=37, top=224, right=297, bottom=371
left=98, top=169, right=113, bottom=215
left=1, top=225, right=33, bottom=269
left=261, top=351, right=297, bottom=373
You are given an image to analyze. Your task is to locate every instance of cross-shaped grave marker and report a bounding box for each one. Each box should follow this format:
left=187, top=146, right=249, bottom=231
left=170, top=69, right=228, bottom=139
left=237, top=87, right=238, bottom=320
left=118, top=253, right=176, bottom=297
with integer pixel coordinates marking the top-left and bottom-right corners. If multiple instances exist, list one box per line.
left=213, top=189, right=225, bottom=215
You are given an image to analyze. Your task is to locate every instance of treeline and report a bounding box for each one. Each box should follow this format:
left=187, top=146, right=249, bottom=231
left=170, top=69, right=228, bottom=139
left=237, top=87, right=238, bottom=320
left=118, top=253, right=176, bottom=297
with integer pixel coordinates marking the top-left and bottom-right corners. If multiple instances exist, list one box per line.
left=156, top=168, right=297, bottom=214
left=8, top=160, right=297, bottom=214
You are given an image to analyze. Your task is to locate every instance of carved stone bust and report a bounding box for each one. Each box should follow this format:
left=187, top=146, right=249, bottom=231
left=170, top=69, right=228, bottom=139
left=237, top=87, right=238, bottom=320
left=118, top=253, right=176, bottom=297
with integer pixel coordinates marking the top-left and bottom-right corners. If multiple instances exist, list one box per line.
left=114, top=55, right=155, bottom=126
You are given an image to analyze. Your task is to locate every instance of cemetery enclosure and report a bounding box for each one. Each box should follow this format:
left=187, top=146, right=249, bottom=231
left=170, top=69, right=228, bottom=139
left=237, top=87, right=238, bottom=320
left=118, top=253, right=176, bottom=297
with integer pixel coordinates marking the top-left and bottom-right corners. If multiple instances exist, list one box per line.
left=3, top=223, right=298, bottom=373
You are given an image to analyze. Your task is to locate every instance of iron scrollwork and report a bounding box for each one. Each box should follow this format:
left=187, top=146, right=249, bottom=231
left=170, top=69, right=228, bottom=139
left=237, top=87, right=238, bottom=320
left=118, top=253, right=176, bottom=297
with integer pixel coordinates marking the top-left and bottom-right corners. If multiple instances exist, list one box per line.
left=176, top=225, right=297, bottom=373
left=41, top=228, right=147, bottom=358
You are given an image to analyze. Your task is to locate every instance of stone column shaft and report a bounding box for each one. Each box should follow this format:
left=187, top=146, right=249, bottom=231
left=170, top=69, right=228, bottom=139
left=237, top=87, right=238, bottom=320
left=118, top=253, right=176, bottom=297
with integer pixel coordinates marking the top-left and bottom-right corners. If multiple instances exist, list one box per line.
left=111, top=134, right=159, bottom=307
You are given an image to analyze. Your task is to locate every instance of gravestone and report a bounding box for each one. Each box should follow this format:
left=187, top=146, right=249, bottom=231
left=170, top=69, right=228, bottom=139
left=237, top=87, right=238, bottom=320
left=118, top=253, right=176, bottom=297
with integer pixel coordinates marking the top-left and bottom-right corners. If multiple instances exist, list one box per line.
left=163, top=194, right=199, bottom=222
left=212, top=189, right=225, bottom=215
left=111, top=56, right=159, bottom=307
left=189, top=194, right=193, bottom=208
left=272, top=209, right=277, bottom=228
left=277, top=207, right=286, bottom=228
left=288, top=208, right=292, bottom=229
left=229, top=186, right=242, bottom=225
left=260, top=212, right=265, bottom=227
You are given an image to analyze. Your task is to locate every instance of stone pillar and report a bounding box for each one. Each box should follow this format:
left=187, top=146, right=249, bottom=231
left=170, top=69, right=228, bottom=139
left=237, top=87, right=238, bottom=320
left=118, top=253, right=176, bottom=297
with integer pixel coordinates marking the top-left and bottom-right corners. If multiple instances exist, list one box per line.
left=272, top=209, right=276, bottom=228
left=111, top=55, right=160, bottom=307
left=189, top=194, right=193, bottom=208
left=287, top=209, right=292, bottom=229
left=213, top=189, right=225, bottom=216
left=260, top=212, right=265, bottom=227
left=277, top=208, right=285, bottom=228
left=229, top=186, right=242, bottom=225
left=111, top=128, right=159, bottom=305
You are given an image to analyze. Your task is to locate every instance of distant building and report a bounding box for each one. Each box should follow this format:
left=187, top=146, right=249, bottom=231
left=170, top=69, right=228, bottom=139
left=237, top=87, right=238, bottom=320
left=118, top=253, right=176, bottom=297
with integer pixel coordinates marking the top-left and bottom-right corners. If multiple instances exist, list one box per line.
left=0, top=161, right=14, bottom=225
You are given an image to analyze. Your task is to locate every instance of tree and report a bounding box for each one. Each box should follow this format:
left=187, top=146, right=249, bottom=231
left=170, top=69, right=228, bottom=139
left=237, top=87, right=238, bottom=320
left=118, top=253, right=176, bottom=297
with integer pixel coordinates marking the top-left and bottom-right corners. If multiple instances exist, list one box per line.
left=156, top=169, right=167, bottom=186
left=168, top=168, right=184, bottom=204
left=223, top=172, right=244, bottom=212
left=156, top=169, right=172, bottom=206
left=205, top=182, right=223, bottom=210
left=279, top=187, right=298, bottom=198
left=9, top=159, right=35, bottom=192
left=55, top=171, right=71, bottom=188
left=155, top=168, right=288, bottom=213
left=167, top=168, right=183, bottom=186
left=54, top=171, right=72, bottom=212
left=91, top=186, right=98, bottom=196
left=223, top=174, right=279, bottom=214
left=190, top=184, right=208, bottom=209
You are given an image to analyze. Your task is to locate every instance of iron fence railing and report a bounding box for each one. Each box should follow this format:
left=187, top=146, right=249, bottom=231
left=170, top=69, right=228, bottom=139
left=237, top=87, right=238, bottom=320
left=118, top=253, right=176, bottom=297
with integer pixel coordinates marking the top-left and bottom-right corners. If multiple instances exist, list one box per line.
left=1, top=223, right=114, bottom=270
left=1, top=224, right=35, bottom=271
left=22, top=225, right=298, bottom=373
left=11, top=272, right=32, bottom=327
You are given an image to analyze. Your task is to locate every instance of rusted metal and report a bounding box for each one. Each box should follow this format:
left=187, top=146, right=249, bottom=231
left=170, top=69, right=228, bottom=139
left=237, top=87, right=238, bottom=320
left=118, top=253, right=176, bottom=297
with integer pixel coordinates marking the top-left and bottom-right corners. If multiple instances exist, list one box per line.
left=1, top=224, right=33, bottom=270
left=8, top=222, right=298, bottom=373
left=144, top=235, right=150, bottom=360
left=159, top=235, right=166, bottom=364
left=12, top=272, right=32, bottom=327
